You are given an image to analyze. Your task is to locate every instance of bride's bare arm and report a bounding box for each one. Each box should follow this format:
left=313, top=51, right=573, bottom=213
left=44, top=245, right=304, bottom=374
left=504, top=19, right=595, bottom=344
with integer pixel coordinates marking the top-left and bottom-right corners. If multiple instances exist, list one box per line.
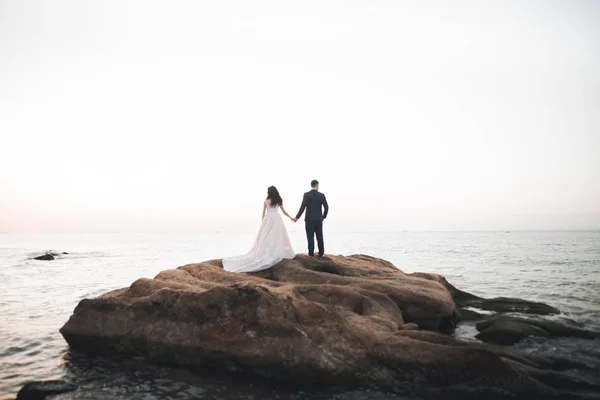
left=262, top=201, right=267, bottom=220
left=280, top=203, right=293, bottom=221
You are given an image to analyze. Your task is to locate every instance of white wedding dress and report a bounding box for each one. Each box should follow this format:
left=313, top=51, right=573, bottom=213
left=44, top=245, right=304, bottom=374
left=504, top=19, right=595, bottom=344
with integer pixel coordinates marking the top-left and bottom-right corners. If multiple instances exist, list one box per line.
left=222, top=200, right=295, bottom=273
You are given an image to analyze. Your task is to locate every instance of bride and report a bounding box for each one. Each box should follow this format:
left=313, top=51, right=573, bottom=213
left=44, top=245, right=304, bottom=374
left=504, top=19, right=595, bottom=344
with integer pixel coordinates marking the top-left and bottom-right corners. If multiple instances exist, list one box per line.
left=222, top=186, right=296, bottom=273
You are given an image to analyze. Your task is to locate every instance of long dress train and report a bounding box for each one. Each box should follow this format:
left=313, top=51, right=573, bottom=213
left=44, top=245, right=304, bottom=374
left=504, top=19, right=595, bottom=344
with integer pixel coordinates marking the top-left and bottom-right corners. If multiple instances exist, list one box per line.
left=222, top=201, right=295, bottom=273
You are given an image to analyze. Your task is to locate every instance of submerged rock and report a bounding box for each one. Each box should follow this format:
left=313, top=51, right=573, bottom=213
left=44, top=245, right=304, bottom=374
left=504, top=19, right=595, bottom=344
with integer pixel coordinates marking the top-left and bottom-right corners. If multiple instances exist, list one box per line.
left=59, top=254, right=598, bottom=398
left=476, top=319, right=551, bottom=345
left=17, top=380, right=77, bottom=399
left=425, top=276, right=561, bottom=315
left=466, top=297, right=560, bottom=315
left=476, top=315, right=600, bottom=345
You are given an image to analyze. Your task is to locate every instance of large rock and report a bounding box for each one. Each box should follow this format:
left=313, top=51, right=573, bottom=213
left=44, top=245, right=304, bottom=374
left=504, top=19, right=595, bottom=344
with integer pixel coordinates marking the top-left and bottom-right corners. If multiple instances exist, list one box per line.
left=59, top=254, right=597, bottom=398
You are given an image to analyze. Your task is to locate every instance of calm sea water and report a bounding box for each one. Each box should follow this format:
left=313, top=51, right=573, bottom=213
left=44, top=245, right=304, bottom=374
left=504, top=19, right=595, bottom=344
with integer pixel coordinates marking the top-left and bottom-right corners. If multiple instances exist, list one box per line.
left=1, top=231, right=599, bottom=399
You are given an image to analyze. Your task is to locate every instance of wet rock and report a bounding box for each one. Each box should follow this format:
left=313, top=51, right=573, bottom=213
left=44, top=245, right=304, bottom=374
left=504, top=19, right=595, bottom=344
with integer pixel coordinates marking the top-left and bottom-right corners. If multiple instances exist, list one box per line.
left=17, top=380, right=77, bottom=399
left=408, top=274, right=560, bottom=316
left=467, top=297, right=560, bottom=315
left=476, top=319, right=551, bottom=345
left=506, top=358, right=600, bottom=392
left=476, top=315, right=600, bottom=345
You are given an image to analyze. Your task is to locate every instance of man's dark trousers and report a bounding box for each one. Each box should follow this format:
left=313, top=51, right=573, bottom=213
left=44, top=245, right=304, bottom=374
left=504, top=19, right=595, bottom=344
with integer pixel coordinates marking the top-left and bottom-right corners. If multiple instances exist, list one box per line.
left=305, top=220, right=324, bottom=257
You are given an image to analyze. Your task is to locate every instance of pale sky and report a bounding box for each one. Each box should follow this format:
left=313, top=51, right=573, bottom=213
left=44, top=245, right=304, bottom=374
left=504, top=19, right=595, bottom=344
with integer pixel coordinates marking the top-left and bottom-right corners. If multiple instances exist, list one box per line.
left=1, top=0, right=599, bottom=233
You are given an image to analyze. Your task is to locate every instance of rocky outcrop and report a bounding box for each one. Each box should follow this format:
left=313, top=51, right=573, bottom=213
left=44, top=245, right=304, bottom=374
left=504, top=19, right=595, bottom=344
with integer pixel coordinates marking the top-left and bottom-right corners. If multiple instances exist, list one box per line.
left=60, top=254, right=600, bottom=399
left=17, top=380, right=77, bottom=400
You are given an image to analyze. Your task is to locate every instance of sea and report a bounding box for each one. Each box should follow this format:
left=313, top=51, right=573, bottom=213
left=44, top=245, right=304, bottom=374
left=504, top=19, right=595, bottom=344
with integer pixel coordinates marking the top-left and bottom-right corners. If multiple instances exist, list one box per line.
left=1, top=231, right=599, bottom=399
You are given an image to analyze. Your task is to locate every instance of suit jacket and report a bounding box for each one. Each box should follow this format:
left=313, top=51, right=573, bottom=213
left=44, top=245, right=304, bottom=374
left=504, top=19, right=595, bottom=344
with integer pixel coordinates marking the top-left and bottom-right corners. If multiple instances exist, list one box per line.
left=296, top=189, right=329, bottom=221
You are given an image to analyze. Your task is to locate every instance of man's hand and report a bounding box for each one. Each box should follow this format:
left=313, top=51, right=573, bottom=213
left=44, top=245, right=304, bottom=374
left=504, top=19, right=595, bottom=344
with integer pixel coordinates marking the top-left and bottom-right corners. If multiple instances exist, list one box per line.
left=292, top=218, right=298, bottom=223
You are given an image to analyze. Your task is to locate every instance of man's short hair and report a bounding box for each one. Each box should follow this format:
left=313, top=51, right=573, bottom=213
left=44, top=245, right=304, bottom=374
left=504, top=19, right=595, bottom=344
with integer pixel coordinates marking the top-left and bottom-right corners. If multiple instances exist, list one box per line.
left=311, top=179, right=319, bottom=187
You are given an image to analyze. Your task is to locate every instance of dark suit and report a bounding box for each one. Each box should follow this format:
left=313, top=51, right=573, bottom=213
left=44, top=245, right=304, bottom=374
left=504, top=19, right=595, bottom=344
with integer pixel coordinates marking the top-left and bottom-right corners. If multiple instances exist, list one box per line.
left=295, top=189, right=329, bottom=257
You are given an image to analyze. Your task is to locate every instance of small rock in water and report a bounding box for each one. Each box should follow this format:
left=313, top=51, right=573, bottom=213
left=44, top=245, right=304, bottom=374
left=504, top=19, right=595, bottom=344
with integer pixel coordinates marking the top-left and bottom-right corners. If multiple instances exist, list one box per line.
left=32, top=251, right=69, bottom=260
left=17, top=380, right=77, bottom=400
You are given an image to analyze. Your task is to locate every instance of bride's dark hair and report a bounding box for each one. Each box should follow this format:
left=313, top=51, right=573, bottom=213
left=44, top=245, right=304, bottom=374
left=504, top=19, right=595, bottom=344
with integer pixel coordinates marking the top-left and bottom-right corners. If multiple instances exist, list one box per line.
left=266, top=186, right=283, bottom=206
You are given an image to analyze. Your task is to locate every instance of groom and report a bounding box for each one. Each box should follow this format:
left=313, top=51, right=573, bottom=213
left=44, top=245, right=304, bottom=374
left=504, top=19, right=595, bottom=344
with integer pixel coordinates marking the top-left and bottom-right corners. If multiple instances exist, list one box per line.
left=293, top=180, right=329, bottom=257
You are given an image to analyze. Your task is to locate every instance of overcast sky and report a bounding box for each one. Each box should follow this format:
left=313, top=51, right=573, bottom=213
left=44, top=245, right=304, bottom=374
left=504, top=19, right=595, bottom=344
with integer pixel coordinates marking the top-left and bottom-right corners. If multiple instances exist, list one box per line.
left=1, top=0, right=599, bottom=233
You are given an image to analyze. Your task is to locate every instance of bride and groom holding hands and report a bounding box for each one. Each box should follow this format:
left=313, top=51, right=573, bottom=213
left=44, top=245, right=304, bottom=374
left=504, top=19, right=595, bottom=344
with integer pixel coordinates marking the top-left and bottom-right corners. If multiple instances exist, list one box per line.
left=222, top=180, right=329, bottom=273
